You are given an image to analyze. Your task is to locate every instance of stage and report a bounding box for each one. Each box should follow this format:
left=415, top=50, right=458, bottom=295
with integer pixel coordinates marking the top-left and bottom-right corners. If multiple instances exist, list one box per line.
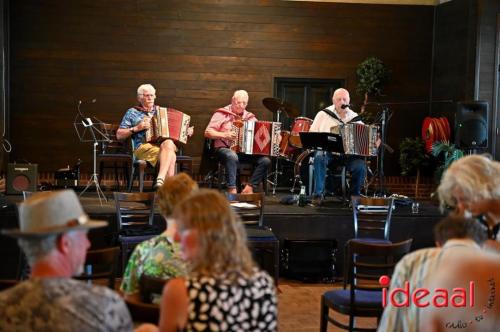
left=0, top=192, right=444, bottom=280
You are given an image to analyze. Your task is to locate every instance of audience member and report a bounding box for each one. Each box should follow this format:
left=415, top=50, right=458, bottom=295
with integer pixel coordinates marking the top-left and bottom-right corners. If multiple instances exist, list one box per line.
left=437, top=154, right=500, bottom=252
left=138, top=189, right=278, bottom=332
left=378, top=216, right=487, bottom=332
left=120, top=173, right=198, bottom=300
left=0, top=190, right=133, bottom=331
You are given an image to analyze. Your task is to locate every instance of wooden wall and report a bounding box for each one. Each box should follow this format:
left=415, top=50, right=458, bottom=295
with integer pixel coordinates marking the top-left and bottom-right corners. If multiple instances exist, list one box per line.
left=8, top=0, right=434, bottom=175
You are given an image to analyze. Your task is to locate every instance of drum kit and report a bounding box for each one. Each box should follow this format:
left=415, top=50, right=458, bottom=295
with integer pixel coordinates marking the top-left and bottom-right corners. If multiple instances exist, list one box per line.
left=262, top=97, right=315, bottom=194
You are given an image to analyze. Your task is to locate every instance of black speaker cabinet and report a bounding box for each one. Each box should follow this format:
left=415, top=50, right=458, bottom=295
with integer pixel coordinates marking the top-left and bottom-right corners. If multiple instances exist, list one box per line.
left=6, top=163, right=38, bottom=195
left=281, top=239, right=337, bottom=282
left=455, top=101, right=489, bottom=149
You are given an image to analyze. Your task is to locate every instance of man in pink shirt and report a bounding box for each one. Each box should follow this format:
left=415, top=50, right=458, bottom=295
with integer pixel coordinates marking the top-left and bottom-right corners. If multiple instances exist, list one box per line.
left=205, top=90, right=271, bottom=194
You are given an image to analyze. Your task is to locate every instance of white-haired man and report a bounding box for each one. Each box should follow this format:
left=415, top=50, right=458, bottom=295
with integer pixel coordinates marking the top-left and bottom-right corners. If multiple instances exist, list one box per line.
left=0, top=190, right=133, bottom=331
left=117, top=84, right=193, bottom=189
left=309, top=88, right=370, bottom=204
left=205, top=90, right=271, bottom=194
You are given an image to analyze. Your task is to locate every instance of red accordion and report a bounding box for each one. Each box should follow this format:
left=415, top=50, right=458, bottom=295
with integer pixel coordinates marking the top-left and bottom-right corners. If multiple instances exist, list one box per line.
left=231, top=121, right=281, bottom=157
left=145, top=107, right=191, bottom=144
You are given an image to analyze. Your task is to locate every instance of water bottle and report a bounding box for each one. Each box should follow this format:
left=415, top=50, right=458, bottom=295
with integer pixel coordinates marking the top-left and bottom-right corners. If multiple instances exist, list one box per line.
left=298, top=186, right=307, bottom=207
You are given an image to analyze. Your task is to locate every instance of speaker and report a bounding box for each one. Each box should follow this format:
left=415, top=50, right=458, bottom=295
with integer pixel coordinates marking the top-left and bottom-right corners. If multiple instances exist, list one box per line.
left=281, top=239, right=337, bottom=282
left=455, top=101, right=488, bottom=149
left=6, top=163, right=38, bottom=195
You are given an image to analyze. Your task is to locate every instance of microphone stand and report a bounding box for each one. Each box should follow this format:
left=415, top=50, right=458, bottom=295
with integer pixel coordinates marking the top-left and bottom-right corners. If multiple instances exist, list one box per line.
left=374, top=106, right=389, bottom=197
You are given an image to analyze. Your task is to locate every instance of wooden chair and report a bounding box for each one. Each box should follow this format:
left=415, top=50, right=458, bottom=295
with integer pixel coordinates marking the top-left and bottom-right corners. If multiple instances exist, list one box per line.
left=0, top=279, right=18, bottom=291
left=320, top=239, right=413, bottom=332
left=125, top=297, right=160, bottom=324
left=113, top=192, right=160, bottom=272
left=139, top=274, right=170, bottom=304
left=74, top=246, right=120, bottom=289
left=97, top=124, right=133, bottom=190
left=227, top=192, right=264, bottom=226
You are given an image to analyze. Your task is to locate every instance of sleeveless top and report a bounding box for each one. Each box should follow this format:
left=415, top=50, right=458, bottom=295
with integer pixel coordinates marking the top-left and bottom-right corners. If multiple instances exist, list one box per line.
left=184, top=269, right=277, bottom=331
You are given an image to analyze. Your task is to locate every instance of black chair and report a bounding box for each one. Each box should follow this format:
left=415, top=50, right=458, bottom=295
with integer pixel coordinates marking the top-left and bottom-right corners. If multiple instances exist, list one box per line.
left=128, top=140, right=158, bottom=192
left=74, top=246, right=120, bottom=289
left=352, top=197, right=395, bottom=244
left=97, top=124, right=133, bottom=190
left=227, top=192, right=264, bottom=226
left=320, top=239, right=413, bottom=332
left=113, top=192, right=160, bottom=272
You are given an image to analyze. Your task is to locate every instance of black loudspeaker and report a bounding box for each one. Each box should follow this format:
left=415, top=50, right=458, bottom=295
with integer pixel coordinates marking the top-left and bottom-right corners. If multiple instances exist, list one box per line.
left=281, top=239, right=337, bottom=282
left=6, top=163, right=38, bottom=195
left=455, top=101, right=489, bottom=149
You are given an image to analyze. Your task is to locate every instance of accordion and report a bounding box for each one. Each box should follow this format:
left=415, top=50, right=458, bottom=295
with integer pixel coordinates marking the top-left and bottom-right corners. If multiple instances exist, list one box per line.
left=145, top=107, right=191, bottom=144
left=231, top=121, right=281, bottom=157
left=340, top=123, right=378, bottom=157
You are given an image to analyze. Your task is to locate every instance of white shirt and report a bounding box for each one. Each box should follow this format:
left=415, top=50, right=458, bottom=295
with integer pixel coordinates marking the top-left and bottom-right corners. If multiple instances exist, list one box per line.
left=309, top=105, right=359, bottom=133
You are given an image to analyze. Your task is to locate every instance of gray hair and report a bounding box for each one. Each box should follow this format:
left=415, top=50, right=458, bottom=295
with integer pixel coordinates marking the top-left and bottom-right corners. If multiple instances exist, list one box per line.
left=437, top=154, right=500, bottom=210
left=233, top=89, right=248, bottom=100
left=137, top=84, right=156, bottom=97
left=18, top=234, right=58, bottom=267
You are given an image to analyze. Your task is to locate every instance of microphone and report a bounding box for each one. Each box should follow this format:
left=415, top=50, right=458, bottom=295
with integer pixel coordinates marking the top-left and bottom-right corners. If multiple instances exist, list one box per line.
left=341, top=104, right=353, bottom=109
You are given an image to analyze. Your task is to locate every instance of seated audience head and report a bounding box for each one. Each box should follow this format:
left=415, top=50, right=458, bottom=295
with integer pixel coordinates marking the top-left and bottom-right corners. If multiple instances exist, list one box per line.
left=172, top=189, right=255, bottom=277
left=433, top=214, right=488, bottom=247
left=4, top=189, right=107, bottom=277
left=437, top=154, right=500, bottom=214
left=156, top=173, right=198, bottom=218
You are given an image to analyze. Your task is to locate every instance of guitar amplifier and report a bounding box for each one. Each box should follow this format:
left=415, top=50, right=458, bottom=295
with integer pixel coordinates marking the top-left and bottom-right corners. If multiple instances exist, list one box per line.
left=6, top=163, right=38, bottom=195
left=281, top=239, right=338, bottom=282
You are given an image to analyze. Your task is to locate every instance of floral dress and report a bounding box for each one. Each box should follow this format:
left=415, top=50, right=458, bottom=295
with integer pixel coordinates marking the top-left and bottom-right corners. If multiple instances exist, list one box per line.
left=120, top=234, right=186, bottom=297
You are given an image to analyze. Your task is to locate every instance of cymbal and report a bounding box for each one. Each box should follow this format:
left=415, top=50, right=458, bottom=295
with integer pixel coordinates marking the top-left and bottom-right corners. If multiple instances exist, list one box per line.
left=262, top=97, right=299, bottom=117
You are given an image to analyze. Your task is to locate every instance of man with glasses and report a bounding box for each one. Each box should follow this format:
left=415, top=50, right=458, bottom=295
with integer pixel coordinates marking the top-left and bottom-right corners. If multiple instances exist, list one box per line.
left=117, top=84, right=193, bottom=189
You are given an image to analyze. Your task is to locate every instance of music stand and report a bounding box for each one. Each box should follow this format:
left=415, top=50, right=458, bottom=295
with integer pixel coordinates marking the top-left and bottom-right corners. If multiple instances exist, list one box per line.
left=74, top=114, right=110, bottom=204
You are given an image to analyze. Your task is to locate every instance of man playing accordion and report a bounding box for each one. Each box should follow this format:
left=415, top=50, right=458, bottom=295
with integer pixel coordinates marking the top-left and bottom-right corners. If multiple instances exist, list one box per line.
left=117, top=84, right=193, bottom=189
left=310, top=88, right=374, bottom=205
left=205, top=90, right=271, bottom=194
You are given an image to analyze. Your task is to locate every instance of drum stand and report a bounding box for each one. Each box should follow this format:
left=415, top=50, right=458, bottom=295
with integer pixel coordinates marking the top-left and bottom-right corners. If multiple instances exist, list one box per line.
left=267, top=108, right=284, bottom=195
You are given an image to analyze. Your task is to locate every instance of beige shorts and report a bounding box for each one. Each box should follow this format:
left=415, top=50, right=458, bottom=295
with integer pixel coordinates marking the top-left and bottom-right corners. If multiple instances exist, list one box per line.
left=133, top=141, right=178, bottom=167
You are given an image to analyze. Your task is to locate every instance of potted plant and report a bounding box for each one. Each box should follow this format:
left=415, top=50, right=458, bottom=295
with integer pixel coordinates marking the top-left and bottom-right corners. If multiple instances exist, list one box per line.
left=399, top=137, right=429, bottom=198
left=356, top=57, right=390, bottom=121
left=431, top=141, right=464, bottom=183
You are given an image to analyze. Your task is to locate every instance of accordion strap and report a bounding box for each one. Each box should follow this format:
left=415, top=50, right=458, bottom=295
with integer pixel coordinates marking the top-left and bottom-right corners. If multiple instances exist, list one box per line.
left=321, top=108, right=344, bottom=124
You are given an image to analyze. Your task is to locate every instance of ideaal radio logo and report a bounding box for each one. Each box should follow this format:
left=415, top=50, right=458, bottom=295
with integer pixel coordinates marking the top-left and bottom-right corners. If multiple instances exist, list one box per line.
left=379, top=275, right=496, bottom=329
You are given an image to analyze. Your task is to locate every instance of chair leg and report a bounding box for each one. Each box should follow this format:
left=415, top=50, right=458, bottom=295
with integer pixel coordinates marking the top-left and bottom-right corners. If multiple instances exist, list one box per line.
left=139, top=167, right=145, bottom=192
left=114, top=163, right=120, bottom=190
left=320, top=295, right=328, bottom=332
left=349, top=314, right=354, bottom=331
left=128, top=167, right=135, bottom=192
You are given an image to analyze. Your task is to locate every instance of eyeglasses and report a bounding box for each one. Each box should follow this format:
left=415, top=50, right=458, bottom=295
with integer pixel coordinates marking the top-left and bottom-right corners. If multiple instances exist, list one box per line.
left=140, top=94, right=155, bottom=98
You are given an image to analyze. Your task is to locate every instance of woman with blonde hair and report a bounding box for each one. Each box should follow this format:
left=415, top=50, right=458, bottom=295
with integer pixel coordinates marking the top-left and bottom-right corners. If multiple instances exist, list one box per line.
left=120, top=173, right=198, bottom=300
left=158, top=189, right=277, bottom=332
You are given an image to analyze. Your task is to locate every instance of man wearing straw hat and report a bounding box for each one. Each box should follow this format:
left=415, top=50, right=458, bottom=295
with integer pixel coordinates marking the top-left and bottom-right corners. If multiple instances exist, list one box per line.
left=0, top=190, right=133, bottom=331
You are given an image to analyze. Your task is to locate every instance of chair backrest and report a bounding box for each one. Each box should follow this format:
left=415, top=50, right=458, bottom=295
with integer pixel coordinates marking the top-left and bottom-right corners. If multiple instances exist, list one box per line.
left=74, top=246, right=120, bottom=289
left=346, top=239, right=413, bottom=294
left=352, top=197, right=395, bottom=240
left=125, top=298, right=160, bottom=324
left=0, top=279, right=18, bottom=291
left=100, top=124, right=131, bottom=155
left=227, top=192, right=264, bottom=226
left=139, top=274, right=170, bottom=304
left=113, top=192, right=156, bottom=229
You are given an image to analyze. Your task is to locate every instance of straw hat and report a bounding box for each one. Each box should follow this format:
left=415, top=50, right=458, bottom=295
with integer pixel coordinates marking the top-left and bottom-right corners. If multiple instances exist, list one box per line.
left=2, top=189, right=107, bottom=237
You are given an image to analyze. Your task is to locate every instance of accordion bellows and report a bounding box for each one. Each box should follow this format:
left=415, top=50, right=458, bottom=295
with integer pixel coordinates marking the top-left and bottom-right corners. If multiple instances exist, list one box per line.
left=145, top=107, right=191, bottom=144
left=231, top=121, right=281, bottom=156
left=340, top=123, right=378, bottom=157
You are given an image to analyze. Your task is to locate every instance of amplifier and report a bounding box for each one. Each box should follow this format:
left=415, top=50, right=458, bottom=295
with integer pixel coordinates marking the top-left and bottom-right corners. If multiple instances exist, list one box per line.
left=6, top=163, right=38, bottom=195
left=281, top=239, right=338, bottom=282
